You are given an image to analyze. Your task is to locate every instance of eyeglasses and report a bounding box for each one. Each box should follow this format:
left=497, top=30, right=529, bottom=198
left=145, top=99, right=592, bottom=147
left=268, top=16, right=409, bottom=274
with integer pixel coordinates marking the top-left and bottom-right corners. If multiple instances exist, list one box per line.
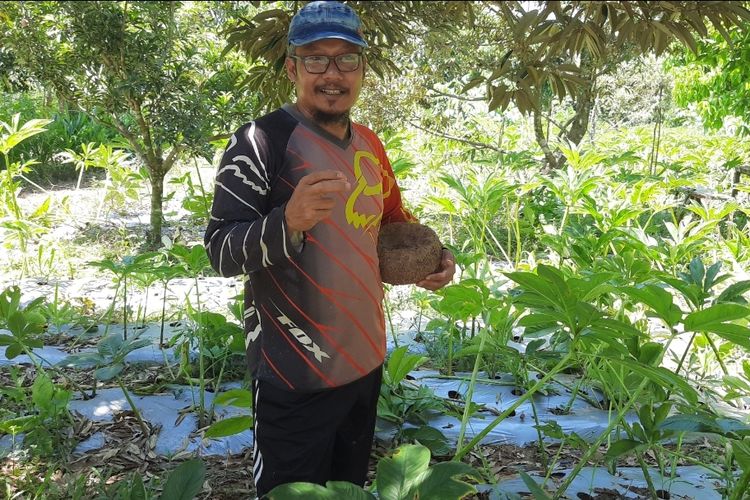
left=289, top=53, right=363, bottom=74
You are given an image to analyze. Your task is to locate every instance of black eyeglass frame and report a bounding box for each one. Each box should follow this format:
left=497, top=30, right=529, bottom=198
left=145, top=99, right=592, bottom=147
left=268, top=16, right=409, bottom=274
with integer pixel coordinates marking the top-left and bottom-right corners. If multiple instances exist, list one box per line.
left=289, top=53, right=364, bottom=74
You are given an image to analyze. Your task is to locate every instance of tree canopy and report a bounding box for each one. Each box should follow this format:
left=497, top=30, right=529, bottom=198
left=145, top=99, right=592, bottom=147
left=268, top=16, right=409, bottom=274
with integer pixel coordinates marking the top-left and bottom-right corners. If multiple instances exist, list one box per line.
left=227, top=1, right=750, bottom=168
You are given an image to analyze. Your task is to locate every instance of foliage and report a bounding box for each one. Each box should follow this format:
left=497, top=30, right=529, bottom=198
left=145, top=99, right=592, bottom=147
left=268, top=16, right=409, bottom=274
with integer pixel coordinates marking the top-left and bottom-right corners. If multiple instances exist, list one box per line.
left=0, top=370, right=72, bottom=457
left=0, top=92, right=123, bottom=183
left=0, top=286, right=46, bottom=360
left=267, top=444, right=480, bottom=500
left=672, top=26, right=750, bottom=137
left=0, top=1, right=258, bottom=244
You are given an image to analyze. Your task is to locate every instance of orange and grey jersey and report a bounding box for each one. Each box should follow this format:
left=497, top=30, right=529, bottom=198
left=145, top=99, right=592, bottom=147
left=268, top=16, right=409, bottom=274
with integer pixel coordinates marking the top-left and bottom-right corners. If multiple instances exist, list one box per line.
left=204, top=104, right=415, bottom=391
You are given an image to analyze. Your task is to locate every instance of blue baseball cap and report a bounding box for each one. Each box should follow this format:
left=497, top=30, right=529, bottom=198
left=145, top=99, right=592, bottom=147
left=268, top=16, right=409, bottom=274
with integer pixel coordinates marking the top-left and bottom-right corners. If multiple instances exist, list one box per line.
left=288, top=1, right=368, bottom=48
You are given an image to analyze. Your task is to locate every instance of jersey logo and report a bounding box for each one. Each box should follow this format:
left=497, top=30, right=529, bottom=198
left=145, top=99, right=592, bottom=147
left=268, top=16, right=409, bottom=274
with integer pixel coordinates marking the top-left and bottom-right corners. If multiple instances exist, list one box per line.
left=277, top=314, right=331, bottom=363
left=345, top=150, right=382, bottom=230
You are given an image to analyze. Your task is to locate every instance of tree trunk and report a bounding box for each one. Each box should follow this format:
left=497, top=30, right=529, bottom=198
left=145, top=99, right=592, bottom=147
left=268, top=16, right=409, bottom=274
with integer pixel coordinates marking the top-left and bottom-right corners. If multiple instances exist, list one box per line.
left=565, top=78, right=596, bottom=146
left=533, top=109, right=559, bottom=171
left=148, top=167, right=165, bottom=247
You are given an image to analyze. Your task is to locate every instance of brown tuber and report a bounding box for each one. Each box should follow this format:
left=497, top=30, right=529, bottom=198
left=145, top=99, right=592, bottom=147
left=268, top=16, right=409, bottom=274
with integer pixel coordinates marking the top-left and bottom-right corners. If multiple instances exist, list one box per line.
left=377, top=222, right=442, bottom=285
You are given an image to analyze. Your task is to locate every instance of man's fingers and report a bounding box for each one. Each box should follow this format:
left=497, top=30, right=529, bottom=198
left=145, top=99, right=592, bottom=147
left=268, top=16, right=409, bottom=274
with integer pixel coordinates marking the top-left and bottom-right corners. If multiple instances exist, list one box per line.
left=312, top=179, right=351, bottom=198
left=299, top=170, right=345, bottom=185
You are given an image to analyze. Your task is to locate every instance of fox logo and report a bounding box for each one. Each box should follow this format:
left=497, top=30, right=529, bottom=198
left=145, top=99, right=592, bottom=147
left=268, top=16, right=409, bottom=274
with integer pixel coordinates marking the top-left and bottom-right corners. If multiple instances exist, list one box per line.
left=277, top=314, right=330, bottom=363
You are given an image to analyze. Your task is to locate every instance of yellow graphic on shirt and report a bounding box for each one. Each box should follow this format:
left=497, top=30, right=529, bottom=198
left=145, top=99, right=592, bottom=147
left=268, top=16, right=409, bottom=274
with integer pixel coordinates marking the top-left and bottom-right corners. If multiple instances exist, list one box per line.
left=346, top=151, right=383, bottom=230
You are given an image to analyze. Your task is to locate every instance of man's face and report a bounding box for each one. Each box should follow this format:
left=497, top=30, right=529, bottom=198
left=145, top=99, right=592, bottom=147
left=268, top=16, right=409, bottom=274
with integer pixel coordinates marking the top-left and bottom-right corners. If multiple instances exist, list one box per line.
left=286, top=38, right=365, bottom=126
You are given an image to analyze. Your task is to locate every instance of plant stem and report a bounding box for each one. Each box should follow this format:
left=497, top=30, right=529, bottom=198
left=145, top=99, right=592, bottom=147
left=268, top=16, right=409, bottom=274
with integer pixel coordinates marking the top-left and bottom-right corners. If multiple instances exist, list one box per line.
left=454, top=350, right=574, bottom=461
left=383, top=286, right=398, bottom=349
left=123, top=275, right=128, bottom=340
left=703, top=332, right=730, bottom=376
left=118, top=379, right=149, bottom=435
left=160, top=280, right=169, bottom=346
left=552, top=377, right=652, bottom=497
left=194, top=276, right=206, bottom=427
left=456, top=327, right=488, bottom=452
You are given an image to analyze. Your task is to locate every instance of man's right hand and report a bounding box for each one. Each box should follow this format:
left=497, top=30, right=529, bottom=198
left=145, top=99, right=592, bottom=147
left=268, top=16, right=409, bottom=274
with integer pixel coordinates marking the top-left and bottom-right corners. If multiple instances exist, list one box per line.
left=285, top=170, right=351, bottom=232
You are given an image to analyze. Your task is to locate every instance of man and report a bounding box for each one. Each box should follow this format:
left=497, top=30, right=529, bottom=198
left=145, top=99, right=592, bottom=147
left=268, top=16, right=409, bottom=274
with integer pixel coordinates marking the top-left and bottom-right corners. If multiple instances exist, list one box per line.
left=204, top=1, right=455, bottom=496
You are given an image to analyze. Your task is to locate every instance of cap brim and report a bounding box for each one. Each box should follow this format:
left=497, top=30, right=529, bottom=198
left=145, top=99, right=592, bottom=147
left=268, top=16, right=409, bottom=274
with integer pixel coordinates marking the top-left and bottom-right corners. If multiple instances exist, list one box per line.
left=289, top=31, right=368, bottom=48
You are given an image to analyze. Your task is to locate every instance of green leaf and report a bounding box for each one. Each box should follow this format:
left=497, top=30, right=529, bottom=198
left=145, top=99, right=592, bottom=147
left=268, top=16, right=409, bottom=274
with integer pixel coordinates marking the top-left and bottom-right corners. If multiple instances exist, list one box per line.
left=387, top=346, right=427, bottom=386
left=716, top=281, right=750, bottom=304
left=159, top=459, right=206, bottom=500
left=605, top=357, right=698, bottom=404
left=204, top=415, right=252, bottom=439
left=5, top=342, right=22, bottom=359
left=323, top=482, right=375, bottom=500
left=684, top=304, right=750, bottom=331
left=213, top=388, right=252, bottom=408
left=660, top=276, right=704, bottom=310
left=622, top=285, right=682, bottom=327
left=606, top=439, right=643, bottom=460
left=732, top=439, right=750, bottom=472
left=659, top=414, right=750, bottom=437
left=416, top=461, right=479, bottom=500
left=377, top=444, right=431, bottom=500
left=31, top=371, right=54, bottom=410
left=401, top=426, right=451, bottom=457
left=519, top=471, right=552, bottom=499
left=267, top=482, right=337, bottom=499
left=95, top=364, right=124, bottom=381
left=689, top=257, right=705, bottom=286
left=704, top=323, right=750, bottom=351
left=58, top=352, right=105, bottom=368
left=128, top=474, right=147, bottom=500
left=0, top=414, right=37, bottom=434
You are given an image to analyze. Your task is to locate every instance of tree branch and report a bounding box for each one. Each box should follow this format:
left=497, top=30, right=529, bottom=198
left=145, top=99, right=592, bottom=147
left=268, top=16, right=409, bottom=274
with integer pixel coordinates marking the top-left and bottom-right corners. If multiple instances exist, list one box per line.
left=427, top=87, right=486, bottom=102
left=407, top=120, right=507, bottom=153
left=163, top=145, right=183, bottom=173
left=207, top=132, right=232, bottom=143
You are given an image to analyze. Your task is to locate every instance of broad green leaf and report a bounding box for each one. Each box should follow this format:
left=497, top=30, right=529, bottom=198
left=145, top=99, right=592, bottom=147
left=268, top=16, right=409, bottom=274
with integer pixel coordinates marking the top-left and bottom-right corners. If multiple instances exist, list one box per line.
left=95, top=364, right=123, bottom=381
left=159, top=459, right=206, bottom=500
left=267, top=482, right=337, bottom=499
left=5, top=342, right=23, bottom=359
left=401, top=426, right=451, bottom=457
left=659, top=414, right=750, bottom=437
left=213, top=388, right=252, bottom=408
left=660, top=276, right=702, bottom=310
left=606, top=439, right=643, bottom=459
left=704, top=323, right=750, bottom=350
left=506, top=271, right=564, bottom=310
left=0, top=414, right=36, bottom=434
left=377, top=444, right=431, bottom=500
left=415, top=461, right=479, bottom=500
left=622, top=285, right=682, bottom=327
left=684, top=304, right=750, bottom=331
left=716, top=281, right=750, bottom=304
left=387, top=346, right=427, bottom=385
left=606, top=357, right=698, bottom=404
left=732, top=439, right=750, bottom=472
left=323, top=482, right=375, bottom=500
left=128, top=474, right=147, bottom=500
left=689, top=257, right=705, bottom=286
left=99, top=334, right=125, bottom=358
left=31, top=371, right=54, bottom=410
left=519, top=471, right=552, bottom=500
left=204, top=415, right=252, bottom=438
left=58, top=353, right=105, bottom=368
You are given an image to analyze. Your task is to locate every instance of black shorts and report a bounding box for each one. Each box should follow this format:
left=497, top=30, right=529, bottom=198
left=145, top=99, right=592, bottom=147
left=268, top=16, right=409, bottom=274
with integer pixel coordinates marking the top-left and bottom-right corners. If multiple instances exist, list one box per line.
left=251, top=365, right=383, bottom=498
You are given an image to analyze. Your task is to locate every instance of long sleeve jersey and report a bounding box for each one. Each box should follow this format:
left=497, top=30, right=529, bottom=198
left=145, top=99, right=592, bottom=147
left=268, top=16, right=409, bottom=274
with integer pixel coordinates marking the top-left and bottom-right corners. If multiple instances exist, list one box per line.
left=204, top=104, right=415, bottom=391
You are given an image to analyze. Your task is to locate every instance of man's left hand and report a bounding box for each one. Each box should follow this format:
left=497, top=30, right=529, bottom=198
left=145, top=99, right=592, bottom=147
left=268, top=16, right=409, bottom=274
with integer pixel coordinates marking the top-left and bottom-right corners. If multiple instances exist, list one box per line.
left=416, top=249, right=456, bottom=291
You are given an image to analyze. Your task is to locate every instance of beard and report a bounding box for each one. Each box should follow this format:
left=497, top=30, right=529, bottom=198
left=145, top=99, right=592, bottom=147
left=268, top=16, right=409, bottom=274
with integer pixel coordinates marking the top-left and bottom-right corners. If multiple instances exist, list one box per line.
left=312, top=109, right=350, bottom=127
